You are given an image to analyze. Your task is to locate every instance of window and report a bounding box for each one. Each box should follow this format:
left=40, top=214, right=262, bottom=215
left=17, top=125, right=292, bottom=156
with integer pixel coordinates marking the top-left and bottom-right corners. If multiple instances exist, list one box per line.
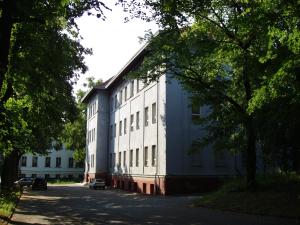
left=130, top=80, right=134, bottom=97
left=56, top=157, right=61, bottom=168
left=123, top=151, right=126, bottom=167
left=32, top=174, right=37, bottom=178
left=119, top=121, right=122, bottom=136
left=69, top=157, right=74, bottom=168
left=129, top=150, right=133, bottom=167
left=144, top=107, right=149, bottom=126
left=152, top=145, right=156, bottom=166
left=119, top=90, right=123, bottom=105
left=137, top=79, right=140, bottom=92
left=192, top=102, right=201, bottom=123
left=113, top=153, right=116, bottom=167
left=152, top=103, right=157, bottom=124
left=21, top=156, right=27, bottom=167
left=56, top=174, right=60, bottom=179
left=124, top=86, right=128, bottom=100
left=45, top=157, right=51, bottom=168
left=136, top=111, right=140, bottom=130
left=114, top=94, right=118, bottom=108
left=130, top=114, right=134, bottom=131
left=118, top=152, right=121, bottom=166
left=144, top=146, right=148, bottom=167
left=124, top=118, right=127, bottom=134
left=45, top=174, right=50, bottom=179
left=91, top=154, right=94, bottom=168
left=136, top=148, right=139, bottom=167
left=114, top=123, right=116, bottom=137
left=32, top=156, right=38, bottom=167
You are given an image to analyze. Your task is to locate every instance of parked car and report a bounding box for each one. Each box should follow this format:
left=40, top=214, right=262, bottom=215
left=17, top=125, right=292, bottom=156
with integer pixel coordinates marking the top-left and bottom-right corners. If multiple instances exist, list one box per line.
left=32, top=177, right=47, bottom=190
left=89, top=179, right=105, bottom=190
left=14, top=177, right=33, bottom=187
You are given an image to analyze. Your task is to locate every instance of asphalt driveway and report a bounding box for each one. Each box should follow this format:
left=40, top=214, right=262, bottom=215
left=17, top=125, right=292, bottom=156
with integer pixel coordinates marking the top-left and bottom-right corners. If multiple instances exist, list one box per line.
left=9, top=184, right=299, bottom=225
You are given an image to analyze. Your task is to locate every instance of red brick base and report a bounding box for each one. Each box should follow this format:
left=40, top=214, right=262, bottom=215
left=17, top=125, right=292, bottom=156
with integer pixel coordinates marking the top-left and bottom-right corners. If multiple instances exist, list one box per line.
left=110, top=174, right=223, bottom=195
left=111, top=175, right=166, bottom=195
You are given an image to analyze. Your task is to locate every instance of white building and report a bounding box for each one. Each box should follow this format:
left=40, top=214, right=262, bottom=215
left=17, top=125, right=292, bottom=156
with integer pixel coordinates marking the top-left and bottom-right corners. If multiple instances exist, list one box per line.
left=20, top=146, right=84, bottom=179
left=82, top=45, right=244, bottom=195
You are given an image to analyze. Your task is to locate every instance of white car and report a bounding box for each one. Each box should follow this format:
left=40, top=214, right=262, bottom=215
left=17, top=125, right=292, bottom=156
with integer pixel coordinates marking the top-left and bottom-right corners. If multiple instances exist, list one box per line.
left=14, top=177, right=33, bottom=187
left=89, top=179, right=106, bottom=190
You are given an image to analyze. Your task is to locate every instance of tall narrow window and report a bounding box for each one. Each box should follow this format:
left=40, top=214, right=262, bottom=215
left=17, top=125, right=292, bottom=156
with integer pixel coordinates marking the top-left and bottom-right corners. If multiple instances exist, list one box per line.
left=144, top=107, right=149, bottom=126
left=118, top=152, right=121, bottom=166
left=124, top=118, right=127, bottom=134
left=56, top=157, right=61, bottom=168
left=136, top=148, right=139, bottom=167
left=130, top=114, right=134, bottom=131
left=129, top=150, right=133, bottom=167
left=144, top=146, right=148, bottom=167
left=152, top=103, right=157, bottom=124
left=123, top=151, right=126, bottom=167
left=124, top=86, right=128, bottom=100
left=32, top=156, right=38, bottom=167
left=152, top=145, right=156, bottom=166
left=136, top=79, right=140, bottom=92
left=120, top=90, right=123, bottom=105
left=119, top=120, right=122, bottom=136
left=69, top=157, right=74, bottom=168
left=45, top=157, right=51, bottom=167
left=130, top=80, right=134, bottom=97
left=113, top=153, right=116, bottom=167
left=21, top=156, right=27, bottom=167
left=114, top=94, right=118, bottom=108
left=136, top=111, right=140, bottom=130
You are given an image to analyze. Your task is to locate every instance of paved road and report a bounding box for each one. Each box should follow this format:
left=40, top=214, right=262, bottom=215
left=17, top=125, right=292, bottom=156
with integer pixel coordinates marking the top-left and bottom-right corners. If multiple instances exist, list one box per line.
left=9, top=184, right=299, bottom=225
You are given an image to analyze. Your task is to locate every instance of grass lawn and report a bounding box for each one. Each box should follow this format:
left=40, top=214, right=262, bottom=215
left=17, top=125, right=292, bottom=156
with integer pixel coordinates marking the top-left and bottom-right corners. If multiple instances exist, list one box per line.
left=194, top=173, right=300, bottom=219
left=0, top=190, right=21, bottom=218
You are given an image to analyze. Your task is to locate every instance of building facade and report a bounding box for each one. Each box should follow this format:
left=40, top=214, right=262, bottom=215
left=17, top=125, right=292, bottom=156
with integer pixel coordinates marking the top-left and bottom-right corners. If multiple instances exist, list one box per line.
left=82, top=46, right=244, bottom=195
left=20, top=146, right=84, bottom=179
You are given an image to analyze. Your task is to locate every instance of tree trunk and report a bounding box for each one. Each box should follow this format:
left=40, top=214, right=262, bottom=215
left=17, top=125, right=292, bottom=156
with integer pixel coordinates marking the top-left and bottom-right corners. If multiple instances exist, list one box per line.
left=242, top=52, right=257, bottom=188
left=245, top=116, right=256, bottom=188
left=1, top=150, right=20, bottom=189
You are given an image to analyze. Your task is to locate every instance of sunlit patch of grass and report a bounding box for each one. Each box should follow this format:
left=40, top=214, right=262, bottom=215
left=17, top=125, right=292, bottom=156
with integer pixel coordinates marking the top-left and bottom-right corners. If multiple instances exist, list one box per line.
left=0, top=190, right=21, bottom=218
left=194, top=173, right=300, bottom=219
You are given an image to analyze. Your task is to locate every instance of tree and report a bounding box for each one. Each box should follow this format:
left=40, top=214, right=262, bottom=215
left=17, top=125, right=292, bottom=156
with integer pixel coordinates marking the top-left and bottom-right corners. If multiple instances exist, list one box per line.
left=60, top=77, right=102, bottom=163
left=121, top=0, right=300, bottom=187
left=0, top=0, right=109, bottom=188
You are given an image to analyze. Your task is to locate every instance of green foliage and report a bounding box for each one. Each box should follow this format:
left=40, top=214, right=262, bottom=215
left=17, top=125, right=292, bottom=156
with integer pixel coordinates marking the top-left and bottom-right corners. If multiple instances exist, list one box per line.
left=123, top=0, right=300, bottom=182
left=59, top=77, right=102, bottom=162
left=0, top=190, right=21, bottom=218
left=0, top=0, right=109, bottom=187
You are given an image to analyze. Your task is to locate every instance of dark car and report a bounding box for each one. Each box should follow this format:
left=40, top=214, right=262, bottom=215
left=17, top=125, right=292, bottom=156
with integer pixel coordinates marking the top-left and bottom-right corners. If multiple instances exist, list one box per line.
left=32, top=177, right=47, bottom=190
left=14, top=177, right=33, bottom=187
left=89, top=179, right=106, bottom=190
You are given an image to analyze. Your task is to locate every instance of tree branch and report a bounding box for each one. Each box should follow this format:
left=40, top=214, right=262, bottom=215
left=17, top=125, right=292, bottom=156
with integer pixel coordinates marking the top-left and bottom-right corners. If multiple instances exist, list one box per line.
left=168, top=62, right=246, bottom=115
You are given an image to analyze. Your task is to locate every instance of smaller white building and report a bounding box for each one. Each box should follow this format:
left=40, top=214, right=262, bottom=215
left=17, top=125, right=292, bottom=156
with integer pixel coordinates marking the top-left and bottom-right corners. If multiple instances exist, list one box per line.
left=19, top=146, right=84, bottom=179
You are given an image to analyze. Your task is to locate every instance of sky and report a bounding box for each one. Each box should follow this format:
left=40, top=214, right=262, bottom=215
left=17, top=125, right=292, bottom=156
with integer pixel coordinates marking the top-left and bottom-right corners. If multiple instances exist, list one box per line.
left=74, top=1, right=158, bottom=93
